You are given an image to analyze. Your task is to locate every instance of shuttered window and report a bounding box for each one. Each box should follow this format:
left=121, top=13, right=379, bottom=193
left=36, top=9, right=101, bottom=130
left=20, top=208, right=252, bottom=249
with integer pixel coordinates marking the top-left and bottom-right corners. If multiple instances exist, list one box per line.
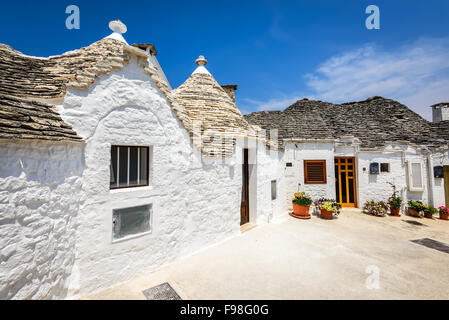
left=408, top=161, right=424, bottom=192
left=304, top=160, right=327, bottom=184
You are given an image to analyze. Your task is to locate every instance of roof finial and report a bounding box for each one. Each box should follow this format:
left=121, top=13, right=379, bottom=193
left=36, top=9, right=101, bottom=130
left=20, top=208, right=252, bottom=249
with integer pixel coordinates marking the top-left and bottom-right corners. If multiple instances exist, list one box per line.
left=109, top=20, right=127, bottom=34
left=195, top=55, right=208, bottom=66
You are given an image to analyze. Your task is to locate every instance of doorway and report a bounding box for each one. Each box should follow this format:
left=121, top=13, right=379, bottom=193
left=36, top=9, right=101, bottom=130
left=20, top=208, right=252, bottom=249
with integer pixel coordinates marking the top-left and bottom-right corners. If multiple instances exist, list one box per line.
left=444, top=166, right=449, bottom=207
left=335, top=157, right=357, bottom=207
left=241, top=149, right=250, bottom=225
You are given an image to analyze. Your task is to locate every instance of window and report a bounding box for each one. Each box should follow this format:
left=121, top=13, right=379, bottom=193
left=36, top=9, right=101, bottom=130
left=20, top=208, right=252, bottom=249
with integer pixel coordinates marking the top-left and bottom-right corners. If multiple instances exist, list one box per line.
left=408, top=161, right=424, bottom=192
left=110, top=146, right=149, bottom=189
left=380, top=163, right=390, bottom=173
left=112, top=204, right=152, bottom=240
left=304, top=160, right=327, bottom=184
left=271, top=180, right=277, bottom=200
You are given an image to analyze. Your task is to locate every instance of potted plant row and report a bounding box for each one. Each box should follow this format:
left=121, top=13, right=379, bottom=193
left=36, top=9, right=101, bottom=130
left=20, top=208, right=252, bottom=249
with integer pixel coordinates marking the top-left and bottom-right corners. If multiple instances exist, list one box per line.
left=291, top=191, right=313, bottom=219
left=314, top=198, right=341, bottom=220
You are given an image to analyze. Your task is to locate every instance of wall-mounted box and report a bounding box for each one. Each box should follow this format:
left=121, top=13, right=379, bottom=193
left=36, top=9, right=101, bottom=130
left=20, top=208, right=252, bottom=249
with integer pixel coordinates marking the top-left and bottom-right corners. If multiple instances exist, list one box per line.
left=369, top=163, right=379, bottom=174
left=434, top=166, right=444, bottom=178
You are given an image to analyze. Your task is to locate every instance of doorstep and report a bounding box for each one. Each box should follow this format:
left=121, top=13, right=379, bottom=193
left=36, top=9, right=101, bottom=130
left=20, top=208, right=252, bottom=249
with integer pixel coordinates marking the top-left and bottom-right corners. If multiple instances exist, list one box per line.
left=240, top=223, right=257, bottom=233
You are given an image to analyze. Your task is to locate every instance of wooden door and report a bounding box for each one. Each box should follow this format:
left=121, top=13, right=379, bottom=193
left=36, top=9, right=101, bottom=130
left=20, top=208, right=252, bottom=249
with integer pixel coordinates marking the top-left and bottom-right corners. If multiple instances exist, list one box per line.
left=444, top=166, right=449, bottom=208
left=335, top=157, right=357, bottom=207
left=240, top=149, right=250, bottom=225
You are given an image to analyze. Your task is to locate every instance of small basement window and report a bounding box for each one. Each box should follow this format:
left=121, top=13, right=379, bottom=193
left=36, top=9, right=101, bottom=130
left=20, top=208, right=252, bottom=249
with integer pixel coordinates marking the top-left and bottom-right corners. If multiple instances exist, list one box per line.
left=113, top=204, right=152, bottom=241
left=110, top=146, right=149, bottom=189
left=380, top=163, right=390, bottom=173
left=271, top=180, right=277, bottom=200
left=304, top=160, right=327, bottom=184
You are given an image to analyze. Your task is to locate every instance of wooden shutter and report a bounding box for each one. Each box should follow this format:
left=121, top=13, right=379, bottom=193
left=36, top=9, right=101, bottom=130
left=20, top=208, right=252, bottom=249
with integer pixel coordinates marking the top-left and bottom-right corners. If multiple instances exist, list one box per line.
left=304, top=160, right=327, bottom=184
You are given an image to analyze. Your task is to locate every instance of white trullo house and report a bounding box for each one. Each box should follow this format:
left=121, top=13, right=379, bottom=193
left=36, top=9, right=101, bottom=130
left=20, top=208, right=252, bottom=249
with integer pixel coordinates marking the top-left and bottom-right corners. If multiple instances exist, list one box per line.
left=0, top=21, right=448, bottom=299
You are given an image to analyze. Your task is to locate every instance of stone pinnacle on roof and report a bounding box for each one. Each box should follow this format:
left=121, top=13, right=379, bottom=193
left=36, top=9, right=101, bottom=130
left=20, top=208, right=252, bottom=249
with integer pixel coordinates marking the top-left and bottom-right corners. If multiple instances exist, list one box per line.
left=105, top=20, right=129, bottom=45
left=192, top=55, right=211, bottom=76
left=195, top=55, right=208, bottom=66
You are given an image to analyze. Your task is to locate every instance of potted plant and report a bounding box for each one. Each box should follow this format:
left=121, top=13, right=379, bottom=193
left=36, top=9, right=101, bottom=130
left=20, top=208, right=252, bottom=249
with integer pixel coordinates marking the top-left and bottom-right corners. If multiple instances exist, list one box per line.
left=363, top=200, right=388, bottom=217
left=407, top=200, right=426, bottom=217
left=423, top=206, right=437, bottom=219
left=314, top=198, right=341, bottom=220
left=438, top=206, right=449, bottom=220
left=291, top=191, right=313, bottom=219
left=387, top=182, right=402, bottom=216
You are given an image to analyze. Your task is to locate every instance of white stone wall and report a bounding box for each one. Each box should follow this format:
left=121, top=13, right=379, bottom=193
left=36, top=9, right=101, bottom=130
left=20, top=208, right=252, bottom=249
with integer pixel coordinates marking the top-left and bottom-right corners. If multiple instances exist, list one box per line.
left=254, top=142, right=287, bottom=224
left=284, top=142, right=335, bottom=210
left=356, top=151, right=407, bottom=206
left=429, top=151, right=449, bottom=208
left=0, top=140, right=84, bottom=299
left=59, top=58, right=243, bottom=297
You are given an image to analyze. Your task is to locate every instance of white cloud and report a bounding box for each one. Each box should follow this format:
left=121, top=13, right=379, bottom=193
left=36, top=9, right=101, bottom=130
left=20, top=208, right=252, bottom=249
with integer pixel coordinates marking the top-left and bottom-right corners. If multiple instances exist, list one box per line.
left=305, top=38, right=449, bottom=120
left=244, top=38, right=449, bottom=120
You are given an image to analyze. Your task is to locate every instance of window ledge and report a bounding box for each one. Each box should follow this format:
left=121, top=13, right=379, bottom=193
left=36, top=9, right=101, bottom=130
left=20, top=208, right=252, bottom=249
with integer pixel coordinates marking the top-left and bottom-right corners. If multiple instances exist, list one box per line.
left=110, top=186, right=153, bottom=194
left=112, top=230, right=152, bottom=244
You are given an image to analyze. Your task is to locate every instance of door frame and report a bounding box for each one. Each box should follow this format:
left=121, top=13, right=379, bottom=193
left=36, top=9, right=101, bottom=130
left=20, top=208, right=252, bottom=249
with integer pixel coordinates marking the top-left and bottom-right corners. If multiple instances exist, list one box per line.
left=334, top=156, right=358, bottom=208
left=444, top=166, right=449, bottom=208
left=240, top=148, right=250, bottom=225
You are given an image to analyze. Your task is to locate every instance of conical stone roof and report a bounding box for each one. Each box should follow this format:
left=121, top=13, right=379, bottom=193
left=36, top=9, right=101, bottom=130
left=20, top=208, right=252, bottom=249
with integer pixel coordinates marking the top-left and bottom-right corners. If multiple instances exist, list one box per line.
left=173, top=56, right=254, bottom=157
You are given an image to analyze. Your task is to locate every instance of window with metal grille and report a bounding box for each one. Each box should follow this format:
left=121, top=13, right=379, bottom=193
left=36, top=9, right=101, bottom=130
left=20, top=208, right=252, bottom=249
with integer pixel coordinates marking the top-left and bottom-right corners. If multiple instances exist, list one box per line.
left=304, top=160, right=327, bottom=184
left=110, top=146, right=149, bottom=189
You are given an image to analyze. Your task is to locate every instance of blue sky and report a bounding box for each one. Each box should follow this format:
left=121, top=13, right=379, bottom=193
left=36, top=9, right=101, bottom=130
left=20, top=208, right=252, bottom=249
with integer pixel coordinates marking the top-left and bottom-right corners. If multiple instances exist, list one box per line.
left=1, top=1, right=448, bottom=120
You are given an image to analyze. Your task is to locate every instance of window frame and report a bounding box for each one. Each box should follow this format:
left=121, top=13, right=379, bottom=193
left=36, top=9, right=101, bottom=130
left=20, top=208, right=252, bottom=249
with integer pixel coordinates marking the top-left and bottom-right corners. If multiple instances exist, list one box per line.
left=304, top=160, right=327, bottom=184
left=110, top=145, right=150, bottom=190
left=380, top=163, right=390, bottom=173
left=407, top=160, right=424, bottom=192
left=112, top=204, right=153, bottom=242
left=271, top=180, right=277, bottom=200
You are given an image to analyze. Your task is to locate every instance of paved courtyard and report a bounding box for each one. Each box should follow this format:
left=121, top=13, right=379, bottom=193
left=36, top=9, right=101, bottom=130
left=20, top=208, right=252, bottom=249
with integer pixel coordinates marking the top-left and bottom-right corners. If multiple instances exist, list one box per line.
left=82, top=209, right=449, bottom=300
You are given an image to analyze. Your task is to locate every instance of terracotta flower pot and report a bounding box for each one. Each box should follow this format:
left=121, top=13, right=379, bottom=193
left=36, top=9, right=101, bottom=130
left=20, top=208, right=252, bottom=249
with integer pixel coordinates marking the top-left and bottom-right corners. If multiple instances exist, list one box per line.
left=408, top=208, right=420, bottom=217
left=292, top=204, right=311, bottom=219
left=440, top=212, right=449, bottom=220
left=320, top=208, right=333, bottom=220
left=390, top=208, right=401, bottom=216
left=424, top=212, right=433, bottom=219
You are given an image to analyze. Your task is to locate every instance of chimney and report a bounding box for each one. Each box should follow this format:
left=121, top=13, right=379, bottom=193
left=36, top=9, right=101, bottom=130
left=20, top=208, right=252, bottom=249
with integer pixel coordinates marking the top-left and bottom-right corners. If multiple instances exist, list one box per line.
left=431, top=102, right=449, bottom=123
left=221, top=85, right=238, bottom=103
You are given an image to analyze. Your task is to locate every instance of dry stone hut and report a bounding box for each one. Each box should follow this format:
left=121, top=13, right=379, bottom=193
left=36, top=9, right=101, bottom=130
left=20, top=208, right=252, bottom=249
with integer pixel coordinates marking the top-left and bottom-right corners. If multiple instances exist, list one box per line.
left=1, top=19, right=449, bottom=300
left=0, top=21, right=284, bottom=299
left=245, top=97, right=449, bottom=211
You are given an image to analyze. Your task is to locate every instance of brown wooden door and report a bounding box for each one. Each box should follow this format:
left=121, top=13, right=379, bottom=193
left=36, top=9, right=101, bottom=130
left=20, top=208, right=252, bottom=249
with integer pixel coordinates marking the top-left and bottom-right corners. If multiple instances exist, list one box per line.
left=241, top=149, right=250, bottom=225
left=444, top=166, right=449, bottom=208
left=335, top=157, right=357, bottom=207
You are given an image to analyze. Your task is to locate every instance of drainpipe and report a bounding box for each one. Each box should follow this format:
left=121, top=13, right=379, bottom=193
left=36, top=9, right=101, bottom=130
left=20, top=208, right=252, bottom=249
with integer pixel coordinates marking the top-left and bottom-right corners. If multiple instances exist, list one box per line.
left=427, top=153, right=435, bottom=207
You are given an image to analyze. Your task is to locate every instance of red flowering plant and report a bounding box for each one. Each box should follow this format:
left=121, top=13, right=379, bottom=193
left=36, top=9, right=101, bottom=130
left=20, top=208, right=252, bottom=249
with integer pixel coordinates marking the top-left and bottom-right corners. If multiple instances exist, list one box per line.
left=387, top=182, right=402, bottom=210
left=439, top=206, right=449, bottom=215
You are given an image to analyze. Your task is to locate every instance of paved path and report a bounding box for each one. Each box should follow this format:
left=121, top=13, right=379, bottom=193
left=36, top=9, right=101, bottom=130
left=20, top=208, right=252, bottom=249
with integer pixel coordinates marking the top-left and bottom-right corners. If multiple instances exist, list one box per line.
left=82, top=209, right=449, bottom=300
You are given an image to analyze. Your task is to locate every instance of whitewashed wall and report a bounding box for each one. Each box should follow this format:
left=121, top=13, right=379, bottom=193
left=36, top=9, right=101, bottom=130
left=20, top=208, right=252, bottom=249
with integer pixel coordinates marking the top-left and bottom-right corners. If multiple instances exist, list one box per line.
left=356, top=151, right=407, bottom=206
left=284, top=142, right=335, bottom=210
left=254, top=141, right=286, bottom=224
left=429, top=151, right=449, bottom=208
left=59, top=57, right=243, bottom=297
left=0, top=140, right=84, bottom=299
